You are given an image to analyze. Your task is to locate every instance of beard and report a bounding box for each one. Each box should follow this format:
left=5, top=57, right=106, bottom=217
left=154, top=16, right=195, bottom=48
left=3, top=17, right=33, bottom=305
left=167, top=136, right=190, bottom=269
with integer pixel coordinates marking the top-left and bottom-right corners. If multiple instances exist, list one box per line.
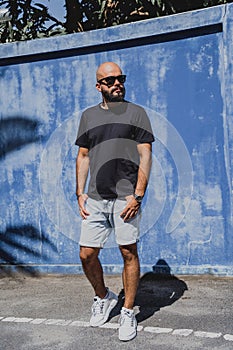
left=101, top=86, right=125, bottom=102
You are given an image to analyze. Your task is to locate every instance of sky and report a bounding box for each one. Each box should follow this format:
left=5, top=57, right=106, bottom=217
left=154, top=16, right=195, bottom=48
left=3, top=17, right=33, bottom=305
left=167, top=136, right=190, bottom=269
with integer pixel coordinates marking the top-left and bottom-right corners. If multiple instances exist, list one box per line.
left=0, top=1, right=66, bottom=22
left=34, top=0, right=66, bottom=22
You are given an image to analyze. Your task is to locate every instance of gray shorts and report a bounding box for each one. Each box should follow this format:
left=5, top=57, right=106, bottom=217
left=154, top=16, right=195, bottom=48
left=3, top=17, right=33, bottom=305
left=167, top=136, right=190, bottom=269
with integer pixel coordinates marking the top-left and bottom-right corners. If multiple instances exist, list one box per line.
left=79, top=197, right=141, bottom=248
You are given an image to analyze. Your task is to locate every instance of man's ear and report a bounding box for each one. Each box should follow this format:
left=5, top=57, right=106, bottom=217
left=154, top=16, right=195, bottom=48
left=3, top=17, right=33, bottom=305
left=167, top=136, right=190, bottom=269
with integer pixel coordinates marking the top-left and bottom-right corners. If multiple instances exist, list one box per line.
left=96, top=82, right=101, bottom=92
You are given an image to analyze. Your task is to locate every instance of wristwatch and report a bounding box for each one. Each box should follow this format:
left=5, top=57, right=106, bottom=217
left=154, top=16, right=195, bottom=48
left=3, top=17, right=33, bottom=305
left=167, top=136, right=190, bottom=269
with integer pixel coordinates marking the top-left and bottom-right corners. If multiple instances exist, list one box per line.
left=133, top=194, right=144, bottom=203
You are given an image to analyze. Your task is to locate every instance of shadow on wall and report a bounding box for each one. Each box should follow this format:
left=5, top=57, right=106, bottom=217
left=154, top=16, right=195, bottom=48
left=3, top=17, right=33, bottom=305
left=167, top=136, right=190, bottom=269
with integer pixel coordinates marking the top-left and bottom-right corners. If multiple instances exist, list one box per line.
left=0, top=117, right=56, bottom=276
left=0, top=225, right=57, bottom=277
left=110, top=259, right=188, bottom=323
left=0, top=117, right=42, bottom=159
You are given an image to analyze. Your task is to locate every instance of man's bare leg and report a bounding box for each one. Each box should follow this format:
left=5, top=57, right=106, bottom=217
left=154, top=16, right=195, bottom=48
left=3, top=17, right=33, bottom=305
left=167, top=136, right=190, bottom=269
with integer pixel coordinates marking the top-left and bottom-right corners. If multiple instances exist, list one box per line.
left=79, top=246, right=107, bottom=298
left=119, top=243, right=140, bottom=309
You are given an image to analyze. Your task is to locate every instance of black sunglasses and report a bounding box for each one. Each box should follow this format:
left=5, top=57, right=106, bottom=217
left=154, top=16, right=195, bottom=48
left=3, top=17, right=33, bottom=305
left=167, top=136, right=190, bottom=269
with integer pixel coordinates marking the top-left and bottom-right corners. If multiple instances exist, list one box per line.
left=97, top=74, right=126, bottom=87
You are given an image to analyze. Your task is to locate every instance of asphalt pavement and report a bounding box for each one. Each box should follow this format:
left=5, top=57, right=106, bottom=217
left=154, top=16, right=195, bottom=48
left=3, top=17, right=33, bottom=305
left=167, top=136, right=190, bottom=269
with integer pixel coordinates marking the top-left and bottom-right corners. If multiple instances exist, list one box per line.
left=0, top=272, right=233, bottom=349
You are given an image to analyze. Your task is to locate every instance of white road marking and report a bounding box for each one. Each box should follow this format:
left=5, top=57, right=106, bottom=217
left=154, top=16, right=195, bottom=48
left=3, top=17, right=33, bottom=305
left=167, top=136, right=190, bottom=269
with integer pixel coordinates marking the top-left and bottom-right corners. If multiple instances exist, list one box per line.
left=69, top=320, right=90, bottom=327
left=144, top=327, right=173, bottom=334
left=0, top=316, right=232, bottom=342
left=172, top=329, right=193, bottom=336
left=13, top=317, right=33, bottom=323
left=223, top=334, right=233, bottom=341
left=194, top=331, right=222, bottom=338
left=44, top=319, right=73, bottom=326
left=1, top=317, right=17, bottom=322
left=30, top=318, right=47, bottom=324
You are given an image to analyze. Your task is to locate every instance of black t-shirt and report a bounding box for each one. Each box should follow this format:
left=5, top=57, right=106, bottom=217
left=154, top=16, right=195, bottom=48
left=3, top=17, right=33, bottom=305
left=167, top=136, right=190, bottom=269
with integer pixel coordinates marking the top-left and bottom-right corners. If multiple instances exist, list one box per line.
left=75, top=101, right=154, bottom=199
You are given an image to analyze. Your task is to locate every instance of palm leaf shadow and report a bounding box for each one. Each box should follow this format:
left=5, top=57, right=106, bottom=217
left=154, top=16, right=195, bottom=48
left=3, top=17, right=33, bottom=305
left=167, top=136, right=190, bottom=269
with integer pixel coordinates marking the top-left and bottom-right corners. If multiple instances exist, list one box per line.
left=0, top=225, right=57, bottom=276
left=0, top=117, right=43, bottom=159
left=0, top=116, right=54, bottom=276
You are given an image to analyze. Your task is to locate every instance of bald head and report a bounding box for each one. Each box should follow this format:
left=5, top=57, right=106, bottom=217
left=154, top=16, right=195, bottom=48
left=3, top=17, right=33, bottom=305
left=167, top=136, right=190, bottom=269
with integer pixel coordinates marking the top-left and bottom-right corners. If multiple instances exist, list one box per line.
left=96, top=62, right=126, bottom=104
left=96, top=62, right=122, bottom=81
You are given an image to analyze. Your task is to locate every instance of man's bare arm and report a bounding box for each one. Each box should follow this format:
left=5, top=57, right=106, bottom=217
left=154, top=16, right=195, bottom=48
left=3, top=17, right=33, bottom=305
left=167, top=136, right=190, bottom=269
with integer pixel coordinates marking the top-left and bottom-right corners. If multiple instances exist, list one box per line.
left=134, top=143, right=152, bottom=197
left=76, top=147, right=90, bottom=219
left=120, top=143, right=152, bottom=221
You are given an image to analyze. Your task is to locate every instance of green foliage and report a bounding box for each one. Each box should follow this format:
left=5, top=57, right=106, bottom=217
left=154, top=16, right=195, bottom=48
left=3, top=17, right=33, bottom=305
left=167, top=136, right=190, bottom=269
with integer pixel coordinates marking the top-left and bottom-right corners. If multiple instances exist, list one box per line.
left=0, top=0, right=232, bottom=43
left=0, top=0, right=64, bottom=43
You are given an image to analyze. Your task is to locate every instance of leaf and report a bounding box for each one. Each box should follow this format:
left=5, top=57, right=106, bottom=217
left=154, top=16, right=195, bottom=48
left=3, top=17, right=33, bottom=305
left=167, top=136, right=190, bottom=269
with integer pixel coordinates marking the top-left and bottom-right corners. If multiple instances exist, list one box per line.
left=34, top=3, right=49, bottom=10
left=99, top=0, right=107, bottom=19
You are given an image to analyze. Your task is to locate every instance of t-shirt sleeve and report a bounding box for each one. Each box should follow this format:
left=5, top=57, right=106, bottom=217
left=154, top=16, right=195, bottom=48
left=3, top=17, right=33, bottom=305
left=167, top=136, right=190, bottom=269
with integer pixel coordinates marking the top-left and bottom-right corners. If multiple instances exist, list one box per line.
left=75, top=113, right=89, bottom=148
left=134, top=108, right=155, bottom=144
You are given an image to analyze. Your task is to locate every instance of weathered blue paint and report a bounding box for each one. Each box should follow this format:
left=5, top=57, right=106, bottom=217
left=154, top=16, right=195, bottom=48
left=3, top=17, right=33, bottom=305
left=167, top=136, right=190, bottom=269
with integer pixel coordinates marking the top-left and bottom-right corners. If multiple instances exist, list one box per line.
left=0, top=4, right=233, bottom=275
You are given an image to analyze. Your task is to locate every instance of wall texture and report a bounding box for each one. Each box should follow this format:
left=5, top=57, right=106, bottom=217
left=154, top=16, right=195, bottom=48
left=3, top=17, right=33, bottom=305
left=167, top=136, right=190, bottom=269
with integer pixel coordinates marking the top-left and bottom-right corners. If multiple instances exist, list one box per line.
left=0, top=4, right=233, bottom=275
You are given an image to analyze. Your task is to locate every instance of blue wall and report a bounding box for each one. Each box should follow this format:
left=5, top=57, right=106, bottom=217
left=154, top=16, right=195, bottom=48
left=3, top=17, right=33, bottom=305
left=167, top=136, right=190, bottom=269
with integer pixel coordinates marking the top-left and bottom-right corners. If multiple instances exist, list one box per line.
left=0, top=4, right=233, bottom=275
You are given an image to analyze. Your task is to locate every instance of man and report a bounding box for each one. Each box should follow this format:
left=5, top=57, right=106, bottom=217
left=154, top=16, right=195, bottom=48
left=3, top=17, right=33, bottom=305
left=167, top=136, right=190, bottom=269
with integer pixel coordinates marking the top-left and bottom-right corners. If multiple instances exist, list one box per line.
left=75, top=62, right=154, bottom=341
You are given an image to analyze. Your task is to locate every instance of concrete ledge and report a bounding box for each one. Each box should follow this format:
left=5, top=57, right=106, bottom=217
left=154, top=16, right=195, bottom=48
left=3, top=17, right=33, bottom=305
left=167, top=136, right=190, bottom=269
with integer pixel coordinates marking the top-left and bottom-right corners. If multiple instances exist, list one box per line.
left=0, top=4, right=225, bottom=60
left=0, top=264, right=233, bottom=276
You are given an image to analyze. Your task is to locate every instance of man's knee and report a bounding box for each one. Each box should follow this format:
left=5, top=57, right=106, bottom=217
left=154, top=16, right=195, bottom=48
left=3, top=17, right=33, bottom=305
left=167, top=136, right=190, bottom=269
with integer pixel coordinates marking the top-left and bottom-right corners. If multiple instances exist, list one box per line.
left=79, top=246, right=100, bottom=264
left=119, top=243, right=138, bottom=262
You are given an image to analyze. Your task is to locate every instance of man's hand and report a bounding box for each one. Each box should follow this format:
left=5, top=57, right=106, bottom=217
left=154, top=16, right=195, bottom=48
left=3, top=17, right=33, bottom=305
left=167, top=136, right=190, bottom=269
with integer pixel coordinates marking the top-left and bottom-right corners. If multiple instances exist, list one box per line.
left=77, top=194, right=90, bottom=219
left=120, top=195, right=140, bottom=222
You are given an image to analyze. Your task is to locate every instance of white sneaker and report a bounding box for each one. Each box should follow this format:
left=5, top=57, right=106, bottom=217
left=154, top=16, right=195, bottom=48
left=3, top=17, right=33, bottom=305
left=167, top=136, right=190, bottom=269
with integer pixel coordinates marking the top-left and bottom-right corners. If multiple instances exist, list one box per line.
left=90, top=289, right=118, bottom=327
left=118, top=307, right=137, bottom=341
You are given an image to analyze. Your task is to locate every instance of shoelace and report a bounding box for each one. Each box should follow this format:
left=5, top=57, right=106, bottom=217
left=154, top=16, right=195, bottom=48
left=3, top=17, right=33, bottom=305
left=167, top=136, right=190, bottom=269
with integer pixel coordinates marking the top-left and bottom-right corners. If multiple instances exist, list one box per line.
left=92, top=298, right=105, bottom=315
left=120, top=311, right=135, bottom=327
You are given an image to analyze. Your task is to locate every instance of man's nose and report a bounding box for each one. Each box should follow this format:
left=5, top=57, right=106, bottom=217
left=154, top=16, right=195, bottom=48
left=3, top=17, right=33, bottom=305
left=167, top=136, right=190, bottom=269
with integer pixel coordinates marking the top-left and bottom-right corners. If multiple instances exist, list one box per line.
left=114, top=78, right=121, bottom=85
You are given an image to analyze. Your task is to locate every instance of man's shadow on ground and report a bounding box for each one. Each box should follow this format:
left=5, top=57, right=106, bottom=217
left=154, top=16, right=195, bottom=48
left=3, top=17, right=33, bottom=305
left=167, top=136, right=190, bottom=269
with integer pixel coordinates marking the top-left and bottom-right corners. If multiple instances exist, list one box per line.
left=110, top=259, right=188, bottom=323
